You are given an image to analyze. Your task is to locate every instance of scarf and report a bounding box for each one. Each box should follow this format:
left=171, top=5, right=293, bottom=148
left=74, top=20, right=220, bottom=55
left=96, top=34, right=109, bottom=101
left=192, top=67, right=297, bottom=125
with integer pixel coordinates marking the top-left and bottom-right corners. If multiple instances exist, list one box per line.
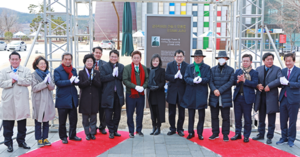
left=130, top=62, right=145, bottom=98
left=148, top=67, right=158, bottom=87
left=62, top=63, right=73, bottom=79
left=194, top=61, right=203, bottom=77
left=85, top=66, right=94, bottom=80
left=35, top=69, right=49, bottom=80
left=242, top=65, right=252, bottom=81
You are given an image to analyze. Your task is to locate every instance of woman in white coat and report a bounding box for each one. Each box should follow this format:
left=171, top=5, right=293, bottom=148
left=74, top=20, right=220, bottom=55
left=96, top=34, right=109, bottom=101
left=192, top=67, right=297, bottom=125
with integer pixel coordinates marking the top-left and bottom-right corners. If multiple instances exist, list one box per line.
left=31, top=56, right=55, bottom=147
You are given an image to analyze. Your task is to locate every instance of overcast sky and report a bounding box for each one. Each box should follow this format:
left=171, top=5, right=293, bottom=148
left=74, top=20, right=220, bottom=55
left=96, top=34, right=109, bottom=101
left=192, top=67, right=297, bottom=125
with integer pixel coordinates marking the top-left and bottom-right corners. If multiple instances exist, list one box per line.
left=2, top=0, right=96, bottom=15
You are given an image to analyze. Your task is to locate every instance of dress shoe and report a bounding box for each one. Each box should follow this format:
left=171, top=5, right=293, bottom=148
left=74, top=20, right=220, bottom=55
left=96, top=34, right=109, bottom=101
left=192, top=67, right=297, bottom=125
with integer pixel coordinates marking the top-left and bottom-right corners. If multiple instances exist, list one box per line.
left=100, top=129, right=107, bottom=134
left=167, top=131, right=176, bottom=135
left=266, top=138, right=272, bottom=144
left=69, top=136, right=82, bottom=141
left=252, top=134, right=264, bottom=140
left=276, top=138, right=288, bottom=145
left=154, top=127, right=161, bottom=135
left=150, top=127, right=156, bottom=135
left=129, top=133, right=134, bottom=138
left=223, top=135, right=229, bottom=142
left=178, top=131, right=184, bottom=137
left=109, top=133, right=114, bottom=139
left=62, top=138, right=68, bottom=144
left=136, top=132, right=144, bottom=137
left=198, top=135, right=204, bottom=140
left=18, top=142, right=31, bottom=149
left=288, top=141, right=294, bottom=147
left=114, top=132, right=121, bottom=137
left=230, top=134, right=242, bottom=140
left=243, top=137, right=249, bottom=143
left=7, top=145, right=13, bottom=152
left=187, top=133, right=194, bottom=139
left=209, top=134, right=219, bottom=140
left=91, top=134, right=96, bottom=140
left=86, top=135, right=91, bottom=140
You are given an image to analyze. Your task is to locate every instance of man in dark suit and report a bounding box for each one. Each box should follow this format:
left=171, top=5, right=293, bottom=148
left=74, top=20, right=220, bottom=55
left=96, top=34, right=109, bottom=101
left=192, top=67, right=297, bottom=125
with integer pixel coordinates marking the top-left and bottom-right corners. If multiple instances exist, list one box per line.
left=54, top=53, right=82, bottom=144
left=165, top=49, right=188, bottom=136
left=93, top=46, right=107, bottom=134
left=231, top=54, right=258, bottom=143
left=100, top=50, right=124, bottom=139
left=276, top=53, right=300, bottom=147
left=252, top=53, right=282, bottom=144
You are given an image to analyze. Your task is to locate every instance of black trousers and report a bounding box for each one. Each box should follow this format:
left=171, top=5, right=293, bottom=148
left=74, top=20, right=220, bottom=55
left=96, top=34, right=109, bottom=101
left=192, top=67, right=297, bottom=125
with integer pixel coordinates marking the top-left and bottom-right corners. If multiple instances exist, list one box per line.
left=57, top=106, right=78, bottom=140
left=105, top=92, right=122, bottom=133
left=258, top=96, right=276, bottom=139
left=82, top=114, right=97, bottom=135
left=210, top=105, right=230, bottom=135
left=151, top=105, right=161, bottom=127
left=98, top=103, right=106, bottom=130
left=3, top=119, right=27, bottom=146
left=169, top=95, right=185, bottom=132
left=188, top=109, right=205, bottom=136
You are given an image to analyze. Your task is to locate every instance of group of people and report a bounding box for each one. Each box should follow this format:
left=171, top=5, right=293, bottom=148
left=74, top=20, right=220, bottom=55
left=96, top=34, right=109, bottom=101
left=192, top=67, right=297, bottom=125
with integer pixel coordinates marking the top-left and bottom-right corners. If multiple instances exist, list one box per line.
left=0, top=47, right=299, bottom=153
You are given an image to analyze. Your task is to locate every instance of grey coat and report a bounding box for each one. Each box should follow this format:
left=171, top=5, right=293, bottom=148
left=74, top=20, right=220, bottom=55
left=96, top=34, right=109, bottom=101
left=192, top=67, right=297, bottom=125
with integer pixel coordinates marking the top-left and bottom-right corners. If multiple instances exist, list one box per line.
left=254, top=65, right=282, bottom=114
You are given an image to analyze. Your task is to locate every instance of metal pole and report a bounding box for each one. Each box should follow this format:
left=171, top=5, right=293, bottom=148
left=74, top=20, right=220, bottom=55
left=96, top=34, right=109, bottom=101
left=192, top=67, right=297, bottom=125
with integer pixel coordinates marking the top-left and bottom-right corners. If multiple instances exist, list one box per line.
left=259, top=0, right=265, bottom=65
left=238, top=0, right=242, bottom=69
left=112, top=1, right=120, bottom=50
left=265, top=26, right=284, bottom=68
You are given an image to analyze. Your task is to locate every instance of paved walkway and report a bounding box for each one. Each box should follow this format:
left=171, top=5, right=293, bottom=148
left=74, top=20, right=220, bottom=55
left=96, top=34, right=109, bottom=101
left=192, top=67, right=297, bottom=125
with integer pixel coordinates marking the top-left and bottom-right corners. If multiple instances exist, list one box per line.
left=0, top=127, right=299, bottom=157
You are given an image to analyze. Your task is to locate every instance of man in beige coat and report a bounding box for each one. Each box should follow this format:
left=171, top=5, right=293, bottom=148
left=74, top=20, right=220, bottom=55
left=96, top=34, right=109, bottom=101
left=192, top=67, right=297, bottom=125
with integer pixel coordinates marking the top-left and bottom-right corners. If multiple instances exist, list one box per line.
left=0, top=51, right=31, bottom=152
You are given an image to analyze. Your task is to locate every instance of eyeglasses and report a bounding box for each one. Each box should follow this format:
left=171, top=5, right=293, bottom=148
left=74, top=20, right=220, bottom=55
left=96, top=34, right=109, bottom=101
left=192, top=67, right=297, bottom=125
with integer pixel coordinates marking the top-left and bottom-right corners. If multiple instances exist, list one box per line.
left=110, top=56, right=118, bottom=59
left=175, top=56, right=183, bottom=58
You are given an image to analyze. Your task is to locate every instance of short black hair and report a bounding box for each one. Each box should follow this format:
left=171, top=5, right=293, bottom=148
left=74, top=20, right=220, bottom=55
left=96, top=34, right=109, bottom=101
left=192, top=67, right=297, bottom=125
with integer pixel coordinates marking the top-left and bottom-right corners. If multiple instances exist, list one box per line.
left=92, top=46, right=103, bottom=53
left=110, top=50, right=119, bottom=57
left=284, top=53, right=295, bottom=61
left=242, top=54, right=253, bottom=61
left=150, top=54, right=162, bottom=68
left=83, top=54, right=96, bottom=64
left=174, top=49, right=184, bottom=56
left=61, top=52, right=73, bottom=60
left=262, top=52, right=274, bottom=61
left=32, top=56, right=49, bottom=71
left=9, top=51, right=21, bottom=59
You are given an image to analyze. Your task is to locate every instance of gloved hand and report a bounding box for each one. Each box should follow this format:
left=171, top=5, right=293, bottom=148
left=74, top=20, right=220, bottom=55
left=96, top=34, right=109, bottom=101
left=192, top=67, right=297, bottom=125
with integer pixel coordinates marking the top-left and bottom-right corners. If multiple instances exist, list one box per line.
left=178, top=71, right=183, bottom=79
left=135, top=86, right=142, bottom=92
left=280, top=77, right=289, bottom=85
left=74, top=76, right=80, bottom=83
left=113, top=67, right=118, bottom=77
left=196, top=77, right=202, bottom=83
left=9, top=72, right=18, bottom=81
left=193, top=77, right=199, bottom=84
left=70, top=76, right=76, bottom=83
left=174, top=70, right=180, bottom=79
left=150, top=86, right=159, bottom=91
left=43, top=75, right=49, bottom=83
left=47, top=74, right=51, bottom=84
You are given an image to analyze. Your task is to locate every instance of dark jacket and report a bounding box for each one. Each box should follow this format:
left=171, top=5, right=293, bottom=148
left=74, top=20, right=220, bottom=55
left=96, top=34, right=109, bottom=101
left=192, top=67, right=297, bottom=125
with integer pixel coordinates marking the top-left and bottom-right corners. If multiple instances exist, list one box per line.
left=165, top=61, right=188, bottom=105
left=54, top=64, right=78, bottom=109
left=233, top=68, right=258, bottom=105
left=123, top=64, right=149, bottom=95
left=78, top=69, right=101, bottom=115
left=181, top=62, right=211, bottom=109
left=147, top=67, right=166, bottom=123
left=100, top=62, right=125, bottom=108
left=254, top=65, right=281, bottom=114
left=209, top=63, right=234, bottom=108
left=279, top=66, right=300, bottom=105
left=95, top=60, right=107, bottom=104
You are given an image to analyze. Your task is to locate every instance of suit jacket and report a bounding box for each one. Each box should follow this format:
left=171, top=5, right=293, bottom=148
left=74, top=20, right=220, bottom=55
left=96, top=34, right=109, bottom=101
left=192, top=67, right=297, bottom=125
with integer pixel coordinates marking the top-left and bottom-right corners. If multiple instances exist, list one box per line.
left=181, top=62, right=211, bottom=109
left=100, top=62, right=124, bottom=108
left=95, top=60, right=107, bottom=103
left=165, top=61, right=188, bottom=105
left=54, top=65, right=78, bottom=109
left=279, top=66, right=300, bottom=105
left=254, top=65, right=281, bottom=113
left=233, top=68, right=258, bottom=105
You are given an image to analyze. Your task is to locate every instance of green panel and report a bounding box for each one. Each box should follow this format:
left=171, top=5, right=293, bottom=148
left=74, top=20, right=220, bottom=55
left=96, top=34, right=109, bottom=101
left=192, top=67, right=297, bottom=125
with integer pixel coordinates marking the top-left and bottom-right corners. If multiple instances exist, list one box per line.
left=204, top=11, right=210, bottom=16
left=204, top=4, right=210, bottom=6
left=203, top=37, right=209, bottom=49
left=203, top=22, right=209, bottom=27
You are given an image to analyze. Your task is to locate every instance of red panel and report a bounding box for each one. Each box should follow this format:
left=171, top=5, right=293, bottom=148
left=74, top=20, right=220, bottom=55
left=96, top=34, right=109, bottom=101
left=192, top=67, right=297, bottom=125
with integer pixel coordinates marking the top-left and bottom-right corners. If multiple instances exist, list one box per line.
left=216, top=39, right=220, bottom=50
left=217, top=11, right=221, bottom=16
left=217, top=32, right=221, bottom=36
left=217, top=23, right=221, bottom=27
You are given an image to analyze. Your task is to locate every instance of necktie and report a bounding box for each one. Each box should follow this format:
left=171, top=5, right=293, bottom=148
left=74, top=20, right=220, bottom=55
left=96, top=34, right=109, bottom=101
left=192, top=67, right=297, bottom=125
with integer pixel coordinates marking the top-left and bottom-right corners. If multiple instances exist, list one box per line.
left=95, top=61, right=98, bottom=67
left=284, top=69, right=291, bottom=97
left=13, top=69, right=17, bottom=73
left=135, top=66, right=139, bottom=73
left=265, top=67, right=268, bottom=71
left=177, top=64, right=181, bottom=70
left=114, top=64, right=117, bottom=92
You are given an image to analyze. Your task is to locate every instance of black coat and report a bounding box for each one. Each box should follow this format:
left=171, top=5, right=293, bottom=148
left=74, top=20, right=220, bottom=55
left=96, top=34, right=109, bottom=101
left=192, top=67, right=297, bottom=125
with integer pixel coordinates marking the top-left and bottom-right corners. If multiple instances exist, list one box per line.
left=95, top=60, right=107, bottom=105
left=147, top=67, right=166, bottom=123
left=209, top=63, right=234, bottom=108
left=78, top=69, right=101, bottom=115
left=100, top=62, right=125, bottom=108
left=165, top=61, right=188, bottom=105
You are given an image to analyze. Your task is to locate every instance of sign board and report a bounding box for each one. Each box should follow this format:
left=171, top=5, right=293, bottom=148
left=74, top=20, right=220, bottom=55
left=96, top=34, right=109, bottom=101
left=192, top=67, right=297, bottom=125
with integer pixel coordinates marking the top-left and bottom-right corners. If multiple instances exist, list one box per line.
left=145, top=15, right=192, bottom=68
left=279, top=34, right=286, bottom=44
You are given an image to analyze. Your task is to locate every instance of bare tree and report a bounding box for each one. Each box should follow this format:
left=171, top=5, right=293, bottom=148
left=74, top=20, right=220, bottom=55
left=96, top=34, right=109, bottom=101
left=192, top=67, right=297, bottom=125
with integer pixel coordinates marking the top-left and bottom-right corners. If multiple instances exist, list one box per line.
left=267, top=0, right=300, bottom=49
left=0, top=9, right=18, bottom=33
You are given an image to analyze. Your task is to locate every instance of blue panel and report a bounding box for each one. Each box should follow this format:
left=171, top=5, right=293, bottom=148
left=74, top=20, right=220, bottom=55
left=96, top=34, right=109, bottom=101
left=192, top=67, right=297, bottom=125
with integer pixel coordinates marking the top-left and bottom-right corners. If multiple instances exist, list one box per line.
left=169, top=11, right=175, bottom=14
left=193, top=38, right=197, bottom=49
left=193, top=32, right=197, bottom=36
left=170, top=3, right=175, bottom=6
left=192, top=11, right=198, bottom=16
left=193, top=22, right=197, bottom=27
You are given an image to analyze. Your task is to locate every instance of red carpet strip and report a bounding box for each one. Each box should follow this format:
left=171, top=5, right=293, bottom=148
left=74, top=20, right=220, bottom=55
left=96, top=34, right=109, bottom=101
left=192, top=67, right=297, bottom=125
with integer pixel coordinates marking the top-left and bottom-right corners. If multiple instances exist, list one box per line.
left=20, top=130, right=129, bottom=157
left=184, top=129, right=296, bottom=157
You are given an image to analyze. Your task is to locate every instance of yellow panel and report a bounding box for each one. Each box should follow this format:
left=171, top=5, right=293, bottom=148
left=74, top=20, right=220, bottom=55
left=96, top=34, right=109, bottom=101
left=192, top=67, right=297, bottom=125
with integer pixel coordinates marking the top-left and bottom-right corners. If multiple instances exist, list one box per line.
left=181, top=3, right=186, bottom=6
left=181, top=11, right=186, bottom=15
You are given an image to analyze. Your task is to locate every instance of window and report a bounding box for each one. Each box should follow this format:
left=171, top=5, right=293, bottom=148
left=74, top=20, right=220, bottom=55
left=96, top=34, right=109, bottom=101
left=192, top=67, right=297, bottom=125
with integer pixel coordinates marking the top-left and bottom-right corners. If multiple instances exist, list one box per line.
left=192, top=11, right=198, bottom=16
left=193, top=22, right=198, bottom=27
left=193, top=32, right=197, bottom=36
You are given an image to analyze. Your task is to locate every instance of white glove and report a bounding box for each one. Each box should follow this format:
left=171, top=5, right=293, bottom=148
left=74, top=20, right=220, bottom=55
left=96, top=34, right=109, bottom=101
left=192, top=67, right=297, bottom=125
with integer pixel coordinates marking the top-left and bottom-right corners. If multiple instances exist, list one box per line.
left=178, top=71, right=183, bottom=79
left=196, top=77, right=202, bottom=83
left=74, top=76, right=80, bottom=83
left=43, top=75, right=48, bottom=83
left=193, top=77, right=199, bottom=84
left=9, top=72, right=18, bottom=81
left=174, top=70, right=180, bottom=79
left=135, top=86, right=141, bottom=92
left=113, top=67, right=118, bottom=77
left=280, top=77, right=289, bottom=85
left=140, top=86, right=145, bottom=92
left=47, top=74, right=51, bottom=84
left=70, top=76, right=76, bottom=83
